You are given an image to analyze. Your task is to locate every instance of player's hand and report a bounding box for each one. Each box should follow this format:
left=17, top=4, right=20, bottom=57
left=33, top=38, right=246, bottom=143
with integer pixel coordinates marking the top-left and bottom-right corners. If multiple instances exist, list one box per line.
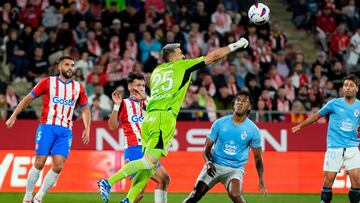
left=235, top=38, right=249, bottom=49
left=132, top=88, right=147, bottom=101
left=111, top=90, right=123, bottom=105
left=82, top=129, right=90, bottom=144
left=206, top=161, right=216, bottom=177
left=258, top=180, right=267, bottom=196
left=291, top=125, right=301, bottom=133
left=5, top=116, right=16, bottom=128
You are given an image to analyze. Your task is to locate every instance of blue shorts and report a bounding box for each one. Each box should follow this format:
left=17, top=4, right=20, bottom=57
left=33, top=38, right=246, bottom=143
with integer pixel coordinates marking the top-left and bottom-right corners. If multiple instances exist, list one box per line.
left=124, top=145, right=162, bottom=179
left=35, top=124, right=72, bottom=158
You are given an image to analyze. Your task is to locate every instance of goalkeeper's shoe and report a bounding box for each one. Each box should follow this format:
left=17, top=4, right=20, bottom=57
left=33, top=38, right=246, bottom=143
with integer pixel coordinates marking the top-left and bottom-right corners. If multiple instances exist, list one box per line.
left=97, top=179, right=111, bottom=203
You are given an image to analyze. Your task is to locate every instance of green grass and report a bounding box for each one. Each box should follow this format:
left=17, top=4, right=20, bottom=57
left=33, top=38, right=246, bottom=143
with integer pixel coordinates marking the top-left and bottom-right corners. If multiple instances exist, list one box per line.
left=0, top=192, right=348, bottom=203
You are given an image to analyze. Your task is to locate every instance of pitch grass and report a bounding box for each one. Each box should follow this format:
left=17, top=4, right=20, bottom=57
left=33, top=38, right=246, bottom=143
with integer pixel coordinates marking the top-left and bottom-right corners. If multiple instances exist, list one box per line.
left=0, top=192, right=348, bottom=203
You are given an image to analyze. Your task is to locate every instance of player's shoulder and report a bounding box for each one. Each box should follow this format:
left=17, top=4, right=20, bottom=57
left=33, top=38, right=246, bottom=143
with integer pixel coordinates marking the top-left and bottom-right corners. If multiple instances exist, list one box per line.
left=245, top=118, right=259, bottom=130
left=214, top=115, right=232, bottom=125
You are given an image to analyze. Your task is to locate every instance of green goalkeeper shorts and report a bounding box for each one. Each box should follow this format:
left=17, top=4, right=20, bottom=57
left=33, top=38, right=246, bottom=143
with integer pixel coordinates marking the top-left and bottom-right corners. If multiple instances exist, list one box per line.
left=141, top=110, right=176, bottom=157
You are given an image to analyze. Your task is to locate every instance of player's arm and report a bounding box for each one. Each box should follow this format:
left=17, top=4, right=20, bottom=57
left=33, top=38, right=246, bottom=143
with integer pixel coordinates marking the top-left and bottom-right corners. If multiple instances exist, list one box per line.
left=204, top=38, right=249, bottom=65
left=253, top=147, right=267, bottom=195
left=81, top=105, right=91, bottom=144
left=204, top=138, right=217, bottom=177
left=292, top=112, right=322, bottom=133
left=5, top=93, right=35, bottom=128
left=108, top=90, right=122, bottom=131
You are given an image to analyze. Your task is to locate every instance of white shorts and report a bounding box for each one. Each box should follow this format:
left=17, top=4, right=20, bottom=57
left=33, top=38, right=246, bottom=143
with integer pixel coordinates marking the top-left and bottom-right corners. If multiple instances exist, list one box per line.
left=323, top=147, right=360, bottom=172
left=196, top=163, right=244, bottom=189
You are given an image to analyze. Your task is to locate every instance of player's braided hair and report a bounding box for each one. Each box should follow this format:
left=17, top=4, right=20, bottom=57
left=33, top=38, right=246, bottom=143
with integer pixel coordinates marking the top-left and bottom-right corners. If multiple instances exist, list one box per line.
left=343, top=74, right=360, bottom=87
left=161, top=43, right=181, bottom=62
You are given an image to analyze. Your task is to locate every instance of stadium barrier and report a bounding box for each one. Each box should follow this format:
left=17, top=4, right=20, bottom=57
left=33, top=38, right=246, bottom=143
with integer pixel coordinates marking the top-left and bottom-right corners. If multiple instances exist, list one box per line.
left=0, top=150, right=352, bottom=193
left=0, top=120, right=327, bottom=151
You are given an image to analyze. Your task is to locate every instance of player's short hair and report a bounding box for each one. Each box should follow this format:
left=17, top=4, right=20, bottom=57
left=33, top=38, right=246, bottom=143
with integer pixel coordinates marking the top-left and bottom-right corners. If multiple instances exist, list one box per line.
left=161, top=43, right=181, bottom=62
left=58, top=56, right=75, bottom=63
left=343, top=74, right=360, bottom=87
left=235, top=91, right=251, bottom=114
left=127, top=72, right=145, bottom=84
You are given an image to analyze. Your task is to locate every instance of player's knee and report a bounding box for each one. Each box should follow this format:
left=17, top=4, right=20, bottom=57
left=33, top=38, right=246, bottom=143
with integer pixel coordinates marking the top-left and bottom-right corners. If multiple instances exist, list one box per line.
left=228, top=191, right=243, bottom=202
left=52, top=162, right=64, bottom=173
left=34, top=158, right=46, bottom=170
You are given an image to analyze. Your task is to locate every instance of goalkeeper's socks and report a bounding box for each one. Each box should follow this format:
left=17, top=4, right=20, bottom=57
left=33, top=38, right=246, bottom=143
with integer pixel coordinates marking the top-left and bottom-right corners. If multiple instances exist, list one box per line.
left=321, top=187, right=332, bottom=203
left=108, top=158, right=155, bottom=186
left=127, top=169, right=155, bottom=203
left=349, top=187, right=360, bottom=203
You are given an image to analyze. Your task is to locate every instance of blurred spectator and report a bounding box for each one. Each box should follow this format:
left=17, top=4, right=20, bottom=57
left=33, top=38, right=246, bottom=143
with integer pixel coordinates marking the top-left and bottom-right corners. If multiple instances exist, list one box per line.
left=259, top=89, right=274, bottom=111
left=76, top=51, right=93, bottom=79
left=269, top=21, right=287, bottom=53
left=108, top=35, right=120, bottom=58
left=274, top=51, right=291, bottom=78
left=42, top=3, right=63, bottom=28
left=43, top=29, right=62, bottom=63
left=286, top=99, right=307, bottom=123
left=290, top=63, right=309, bottom=88
left=86, top=30, right=102, bottom=57
left=28, top=47, right=49, bottom=83
left=73, top=20, right=88, bottom=51
left=275, top=86, right=291, bottom=113
left=263, top=77, right=277, bottom=99
left=87, top=64, right=107, bottom=86
left=88, top=85, right=112, bottom=112
left=125, top=32, right=138, bottom=60
left=19, top=0, right=42, bottom=28
left=292, top=0, right=312, bottom=31
left=201, top=74, right=216, bottom=97
left=284, top=77, right=296, bottom=102
left=198, top=86, right=217, bottom=122
left=56, top=21, right=74, bottom=49
left=312, top=64, right=328, bottom=89
left=246, top=77, right=262, bottom=106
left=312, top=51, right=331, bottom=75
left=191, top=1, right=210, bottom=31
left=74, top=68, right=86, bottom=86
left=5, top=84, right=19, bottom=109
left=214, top=86, right=234, bottom=113
left=316, top=5, right=337, bottom=52
left=0, top=93, right=9, bottom=119
left=139, top=31, right=161, bottom=71
left=297, top=85, right=312, bottom=110
left=330, top=24, right=349, bottom=60
left=119, top=50, right=135, bottom=79
left=64, top=1, right=83, bottom=29
left=226, top=74, right=239, bottom=96
left=91, top=97, right=110, bottom=121
left=102, top=2, right=120, bottom=28
left=252, top=99, right=271, bottom=122
left=323, top=80, right=338, bottom=98
left=211, top=4, right=232, bottom=35
left=328, top=61, right=346, bottom=90
left=268, top=65, right=284, bottom=89
left=6, top=29, right=29, bottom=82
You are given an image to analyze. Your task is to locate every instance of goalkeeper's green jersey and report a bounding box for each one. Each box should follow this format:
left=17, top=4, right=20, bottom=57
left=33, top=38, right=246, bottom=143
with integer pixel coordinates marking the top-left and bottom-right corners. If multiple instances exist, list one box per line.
left=146, top=56, right=206, bottom=116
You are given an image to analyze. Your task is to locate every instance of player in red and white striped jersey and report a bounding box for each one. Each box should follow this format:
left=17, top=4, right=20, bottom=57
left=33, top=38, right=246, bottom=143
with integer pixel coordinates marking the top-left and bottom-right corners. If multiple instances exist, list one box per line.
left=99, top=72, right=170, bottom=203
left=6, top=56, right=91, bottom=203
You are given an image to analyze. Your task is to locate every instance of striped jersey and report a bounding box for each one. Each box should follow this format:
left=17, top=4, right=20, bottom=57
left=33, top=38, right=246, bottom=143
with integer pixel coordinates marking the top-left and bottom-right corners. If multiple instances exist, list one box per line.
left=31, top=76, right=88, bottom=129
left=118, top=98, right=146, bottom=148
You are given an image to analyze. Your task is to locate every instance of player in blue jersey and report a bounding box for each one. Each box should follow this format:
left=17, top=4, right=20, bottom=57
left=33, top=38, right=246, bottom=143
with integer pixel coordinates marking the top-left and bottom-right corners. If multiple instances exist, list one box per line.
left=183, top=91, right=266, bottom=203
left=292, top=74, right=360, bottom=203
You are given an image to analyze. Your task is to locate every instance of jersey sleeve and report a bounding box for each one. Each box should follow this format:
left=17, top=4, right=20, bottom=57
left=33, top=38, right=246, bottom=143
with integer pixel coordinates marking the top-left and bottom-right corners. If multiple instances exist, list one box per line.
left=251, top=126, right=262, bottom=149
left=77, top=84, right=88, bottom=108
left=117, top=100, right=126, bottom=123
left=208, top=119, right=221, bottom=142
left=31, top=77, right=48, bottom=97
left=318, top=99, right=334, bottom=116
left=178, top=56, right=206, bottom=72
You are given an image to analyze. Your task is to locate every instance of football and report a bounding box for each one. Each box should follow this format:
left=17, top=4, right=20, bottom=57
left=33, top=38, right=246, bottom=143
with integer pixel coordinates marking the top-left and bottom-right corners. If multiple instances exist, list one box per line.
left=248, top=3, right=271, bottom=25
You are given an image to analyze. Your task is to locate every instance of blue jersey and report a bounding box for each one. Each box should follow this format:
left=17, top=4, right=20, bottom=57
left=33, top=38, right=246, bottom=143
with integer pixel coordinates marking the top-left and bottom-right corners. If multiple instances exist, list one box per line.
left=319, top=97, right=360, bottom=148
left=208, top=115, right=261, bottom=169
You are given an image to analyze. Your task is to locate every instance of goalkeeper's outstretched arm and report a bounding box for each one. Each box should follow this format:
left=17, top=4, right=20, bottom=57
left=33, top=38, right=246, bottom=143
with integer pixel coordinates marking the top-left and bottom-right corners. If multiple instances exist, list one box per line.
left=204, top=38, right=249, bottom=65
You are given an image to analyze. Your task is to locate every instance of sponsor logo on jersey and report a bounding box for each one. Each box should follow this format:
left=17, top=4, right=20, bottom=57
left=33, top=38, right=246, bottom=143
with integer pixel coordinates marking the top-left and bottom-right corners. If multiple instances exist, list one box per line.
left=241, top=131, right=247, bottom=140
left=354, top=109, right=359, bottom=117
left=131, top=115, right=144, bottom=123
left=53, top=96, right=75, bottom=106
left=223, top=140, right=240, bottom=155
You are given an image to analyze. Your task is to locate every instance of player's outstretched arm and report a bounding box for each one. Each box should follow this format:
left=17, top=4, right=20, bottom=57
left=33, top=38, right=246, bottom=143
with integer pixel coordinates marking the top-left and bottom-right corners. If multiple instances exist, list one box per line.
left=5, top=93, right=35, bottom=128
left=81, top=106, right=91, bottom=144
left=204, top=138, right=216, bottom=177
left=292, top=112, right=322, bottom=133
left=253, top=147, right=267, bottom=196
left=204, top=38, right=249, bottom=65
left=108, top=90, right=122, bottom=131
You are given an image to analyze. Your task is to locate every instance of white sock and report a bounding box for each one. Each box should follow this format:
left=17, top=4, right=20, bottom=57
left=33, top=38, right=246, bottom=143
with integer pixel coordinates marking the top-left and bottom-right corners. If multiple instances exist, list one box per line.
left=34, top=169, right=59, bottom=200
left=154, top=189, right=167, bottom=203
left=23, top=166, right=41, bottom=201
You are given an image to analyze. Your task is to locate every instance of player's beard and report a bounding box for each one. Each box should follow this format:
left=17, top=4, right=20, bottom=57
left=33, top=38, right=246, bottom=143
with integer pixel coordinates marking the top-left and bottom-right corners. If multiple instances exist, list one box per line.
left=61, top=69, right=73, bottom=79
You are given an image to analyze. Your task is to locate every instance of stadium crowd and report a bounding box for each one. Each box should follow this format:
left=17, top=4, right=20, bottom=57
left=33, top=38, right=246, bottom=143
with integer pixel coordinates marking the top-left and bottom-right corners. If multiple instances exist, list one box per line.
left=0, top=0, right=359, bottom=123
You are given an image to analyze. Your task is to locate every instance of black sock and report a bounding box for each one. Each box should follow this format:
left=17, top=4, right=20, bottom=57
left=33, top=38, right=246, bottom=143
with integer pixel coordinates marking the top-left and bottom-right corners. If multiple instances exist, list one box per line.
left=321, top=187, right=332, bottom=203
left=349, top=187, right=360, bottom=203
